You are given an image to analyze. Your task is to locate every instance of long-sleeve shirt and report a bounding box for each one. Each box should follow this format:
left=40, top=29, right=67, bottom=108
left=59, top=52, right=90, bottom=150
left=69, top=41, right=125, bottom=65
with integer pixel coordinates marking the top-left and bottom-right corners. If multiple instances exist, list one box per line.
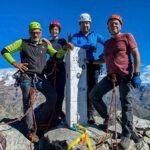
left=1, top=39, right=67, bottom=74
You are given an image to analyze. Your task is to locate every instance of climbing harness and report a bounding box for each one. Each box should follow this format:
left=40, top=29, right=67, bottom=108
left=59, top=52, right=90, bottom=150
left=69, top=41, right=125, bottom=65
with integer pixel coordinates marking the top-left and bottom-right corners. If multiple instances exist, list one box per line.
left=12, top=70, right=21, bottom=102
left=13, top=70, right=21, bottom=87
left=68, top=124, right=93, bottom=150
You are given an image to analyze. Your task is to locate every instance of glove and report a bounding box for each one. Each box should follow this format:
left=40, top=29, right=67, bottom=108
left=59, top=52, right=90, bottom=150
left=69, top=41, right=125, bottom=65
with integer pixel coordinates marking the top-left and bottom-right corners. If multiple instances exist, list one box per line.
left=131, top=72, right=142, bottom=89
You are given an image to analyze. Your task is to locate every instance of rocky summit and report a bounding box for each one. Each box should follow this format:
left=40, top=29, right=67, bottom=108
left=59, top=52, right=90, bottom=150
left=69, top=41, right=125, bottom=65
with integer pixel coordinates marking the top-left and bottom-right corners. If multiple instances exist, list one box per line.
left=0, top=69, right=150, bottom=150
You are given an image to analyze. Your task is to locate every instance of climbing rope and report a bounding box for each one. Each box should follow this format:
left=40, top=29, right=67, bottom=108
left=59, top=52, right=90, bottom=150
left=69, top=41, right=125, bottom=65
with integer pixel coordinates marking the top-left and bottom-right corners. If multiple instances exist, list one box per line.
left=38, top=62, right=57, bottom=132
left=95, top=74, right=118, bottom=150
left=53, top=62, right=57, bottom=89
left=0, top=86, right=38, bottom=150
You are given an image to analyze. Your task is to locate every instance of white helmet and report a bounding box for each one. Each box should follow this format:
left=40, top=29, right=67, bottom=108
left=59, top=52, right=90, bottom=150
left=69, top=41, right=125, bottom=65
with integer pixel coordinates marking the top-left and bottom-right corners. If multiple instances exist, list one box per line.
left=78, top=13, right=92, bottom=23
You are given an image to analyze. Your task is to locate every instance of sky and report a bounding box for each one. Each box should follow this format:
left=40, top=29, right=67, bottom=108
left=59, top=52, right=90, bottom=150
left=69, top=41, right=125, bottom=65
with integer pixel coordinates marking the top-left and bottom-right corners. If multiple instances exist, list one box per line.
left=0, top=0, right=150, bottom=74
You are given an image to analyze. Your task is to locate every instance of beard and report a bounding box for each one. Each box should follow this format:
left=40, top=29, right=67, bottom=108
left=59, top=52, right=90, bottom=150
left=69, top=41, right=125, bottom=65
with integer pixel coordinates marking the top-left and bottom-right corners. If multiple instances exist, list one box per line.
left=31, top=37, right=40, bottom=43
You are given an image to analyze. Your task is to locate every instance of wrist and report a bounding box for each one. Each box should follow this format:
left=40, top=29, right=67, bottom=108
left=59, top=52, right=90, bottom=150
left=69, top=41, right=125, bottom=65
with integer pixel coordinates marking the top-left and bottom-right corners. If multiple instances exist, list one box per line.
left=62, top=45, right=68, bottom=51
left=133, top=72, right=140, bottom=76
left=12, top=61, right=16, bottom=65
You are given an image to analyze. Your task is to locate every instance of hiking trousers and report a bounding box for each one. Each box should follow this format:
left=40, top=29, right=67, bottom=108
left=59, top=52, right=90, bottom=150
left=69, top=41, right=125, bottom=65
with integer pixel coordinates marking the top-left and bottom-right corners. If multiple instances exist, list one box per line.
left=47, top=62, right=66, bottom=117
left=20, top=73, right=57, bottom=133
left=89, top=76, right=133, bottom=138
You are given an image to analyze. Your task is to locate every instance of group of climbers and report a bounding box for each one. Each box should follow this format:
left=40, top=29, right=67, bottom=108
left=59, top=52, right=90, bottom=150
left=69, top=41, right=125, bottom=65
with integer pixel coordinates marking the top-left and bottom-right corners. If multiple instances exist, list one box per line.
left=1, top=13, right=142, bottom=149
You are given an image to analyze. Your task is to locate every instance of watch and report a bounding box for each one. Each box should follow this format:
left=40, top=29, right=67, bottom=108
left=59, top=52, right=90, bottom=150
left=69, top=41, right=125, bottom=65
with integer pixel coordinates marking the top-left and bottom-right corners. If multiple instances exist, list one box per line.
left=133, top=72, right=140, bottom=76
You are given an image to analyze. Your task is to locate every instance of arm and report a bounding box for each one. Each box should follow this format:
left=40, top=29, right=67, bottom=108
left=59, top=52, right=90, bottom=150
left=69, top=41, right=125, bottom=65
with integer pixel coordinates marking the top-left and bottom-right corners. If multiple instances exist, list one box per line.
left=90, top=52, right=105, bottom=64
left=126, top=33, right=140, bottom=73
left=131, top=47, right=140, bottom=73
left=93, top=59, right=105, bottom=65
left=42, top=38, right=51, bottom=45
left=126, top=33, right=141, bottom=88
left=97, top=34, right=105, bottom=45
left=71, top=34, right=90, bottom=49
left=1, top=39, right=22, bottom=64
left=1, top=39, right=28, bottom=72
left=70, top=34, right=81, bottom=47
left=131, top=47, right=141, bottom=88
left=47, top=43, right=74, bottom=59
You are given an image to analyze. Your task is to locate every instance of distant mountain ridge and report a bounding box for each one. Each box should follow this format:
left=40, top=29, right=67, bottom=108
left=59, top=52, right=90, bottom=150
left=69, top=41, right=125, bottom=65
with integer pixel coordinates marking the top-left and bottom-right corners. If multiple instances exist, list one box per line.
left=0, top=68, right=150, bottom=150
left=0, top=68, right=150, bottom=120
left=0, top=67, right=150, bottom=87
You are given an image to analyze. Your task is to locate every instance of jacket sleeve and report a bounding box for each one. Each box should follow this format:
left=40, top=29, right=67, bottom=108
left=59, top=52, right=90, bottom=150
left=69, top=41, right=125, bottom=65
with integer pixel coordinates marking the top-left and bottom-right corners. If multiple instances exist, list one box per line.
left=47, top=44, right=67, bottom=58
left=71, top=34, right=80, bottom=46
left=97, top=33, right=105, bottom=45
left=1, top=39, right=22, bottom=64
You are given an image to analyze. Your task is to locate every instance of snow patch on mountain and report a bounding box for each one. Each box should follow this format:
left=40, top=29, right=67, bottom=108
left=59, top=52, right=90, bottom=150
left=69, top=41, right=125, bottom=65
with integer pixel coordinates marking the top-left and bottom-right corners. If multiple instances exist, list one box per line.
left=0, top=65, right=150, bottom=86
left=0, top=68, right=17, bottom=86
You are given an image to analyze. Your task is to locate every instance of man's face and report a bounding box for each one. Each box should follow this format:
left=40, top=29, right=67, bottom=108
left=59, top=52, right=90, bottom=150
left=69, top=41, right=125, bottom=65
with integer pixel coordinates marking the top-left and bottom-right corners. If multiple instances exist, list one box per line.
left=29, top=29, right=42, bottom=42
left=79, top=21, right=90, bottom=34
left=107, top=19, right=121, bottom=35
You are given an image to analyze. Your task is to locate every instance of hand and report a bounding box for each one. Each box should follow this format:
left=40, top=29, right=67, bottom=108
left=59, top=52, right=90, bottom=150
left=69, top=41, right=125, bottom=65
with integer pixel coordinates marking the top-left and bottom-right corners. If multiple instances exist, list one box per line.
left=67, top=42, right=74, bottom=50
left=42, top=38, right=51, bottom=45
left=84, top=59, right=90, bottom=63
left=67, top=33, right=72, bottom=42
left=62, top=42, right=74, bottom=51
left=131, top=73, right=141, bottom=89
left=13, top=62, right=28, bottom=73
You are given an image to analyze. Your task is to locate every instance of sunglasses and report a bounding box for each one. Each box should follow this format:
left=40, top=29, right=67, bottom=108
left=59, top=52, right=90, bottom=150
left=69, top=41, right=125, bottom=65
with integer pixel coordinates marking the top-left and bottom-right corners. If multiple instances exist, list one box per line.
left=30, top=31, right=41, bottom=35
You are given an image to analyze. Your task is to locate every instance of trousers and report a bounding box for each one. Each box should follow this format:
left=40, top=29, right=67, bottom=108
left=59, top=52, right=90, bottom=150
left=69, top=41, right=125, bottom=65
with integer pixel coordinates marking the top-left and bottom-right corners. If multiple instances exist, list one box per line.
left=89, top=76, right=133, bottom=138
left=20, top=73, right=57, bottom=133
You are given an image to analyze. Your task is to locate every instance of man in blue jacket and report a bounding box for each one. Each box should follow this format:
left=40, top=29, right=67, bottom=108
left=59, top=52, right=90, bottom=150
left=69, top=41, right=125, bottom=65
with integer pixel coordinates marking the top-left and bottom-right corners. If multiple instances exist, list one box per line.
left=71, top=13, right=105, bottom=123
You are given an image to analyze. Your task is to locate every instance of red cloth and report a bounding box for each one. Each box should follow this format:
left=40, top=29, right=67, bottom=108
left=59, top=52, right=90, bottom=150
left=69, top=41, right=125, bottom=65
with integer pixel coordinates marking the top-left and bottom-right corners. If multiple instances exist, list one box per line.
left=104, top=33, right=137, bottom=77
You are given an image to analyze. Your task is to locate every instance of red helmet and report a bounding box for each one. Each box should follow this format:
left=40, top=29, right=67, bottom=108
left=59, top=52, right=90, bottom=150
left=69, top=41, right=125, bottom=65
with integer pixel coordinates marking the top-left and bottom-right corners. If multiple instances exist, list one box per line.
left=49, top=21, right=61, bottom=32
left=107, top=14, right=123, bottom=25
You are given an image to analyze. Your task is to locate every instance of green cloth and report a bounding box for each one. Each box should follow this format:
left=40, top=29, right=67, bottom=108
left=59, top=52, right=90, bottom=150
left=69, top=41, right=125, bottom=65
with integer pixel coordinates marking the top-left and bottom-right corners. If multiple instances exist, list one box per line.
left=3, top=39, right=67, bottom=64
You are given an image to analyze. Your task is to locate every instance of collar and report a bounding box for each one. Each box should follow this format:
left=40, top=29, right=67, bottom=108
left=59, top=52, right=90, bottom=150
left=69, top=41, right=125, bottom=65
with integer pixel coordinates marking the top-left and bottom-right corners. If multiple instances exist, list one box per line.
left=28, top=39, right=43, bottom=46
left=78, top=30, right=94, bottom=37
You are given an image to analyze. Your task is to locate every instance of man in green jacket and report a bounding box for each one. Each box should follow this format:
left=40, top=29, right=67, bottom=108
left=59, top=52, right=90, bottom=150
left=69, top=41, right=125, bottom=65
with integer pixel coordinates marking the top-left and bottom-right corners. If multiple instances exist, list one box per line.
left=1, top=21, right=73, bottom=143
